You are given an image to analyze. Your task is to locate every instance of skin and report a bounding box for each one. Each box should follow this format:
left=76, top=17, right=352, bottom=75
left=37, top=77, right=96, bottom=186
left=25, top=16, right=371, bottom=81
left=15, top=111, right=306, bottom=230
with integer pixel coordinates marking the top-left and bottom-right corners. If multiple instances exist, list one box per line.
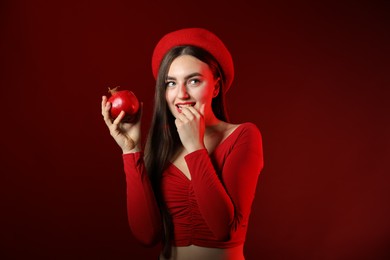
left=165, top=55, right=219, bottom=152
left=101, top=99, right=142, bottom=154
left=164, top=55, right=224, bottom=180
left=101, top=55, right=242, bottom=259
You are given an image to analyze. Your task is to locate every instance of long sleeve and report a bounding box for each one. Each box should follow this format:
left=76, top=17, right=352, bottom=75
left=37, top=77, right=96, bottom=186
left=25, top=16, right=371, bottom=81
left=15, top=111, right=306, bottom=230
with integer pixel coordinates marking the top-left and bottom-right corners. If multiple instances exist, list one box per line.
left=122, top=152, right=162, bottom=246
left=185, top=123, right=263, bottom=241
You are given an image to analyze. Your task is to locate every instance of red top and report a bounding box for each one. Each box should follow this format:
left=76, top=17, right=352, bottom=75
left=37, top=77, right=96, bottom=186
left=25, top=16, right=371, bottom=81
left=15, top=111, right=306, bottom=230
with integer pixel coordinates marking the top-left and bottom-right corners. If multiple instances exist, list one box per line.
left=122, top=122, right=263, bottom=248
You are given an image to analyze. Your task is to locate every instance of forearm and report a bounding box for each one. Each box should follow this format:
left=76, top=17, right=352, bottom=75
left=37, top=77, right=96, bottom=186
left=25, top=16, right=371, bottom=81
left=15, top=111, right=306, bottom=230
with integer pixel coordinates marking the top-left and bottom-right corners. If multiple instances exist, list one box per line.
left=184, top=123, right=264, bottom=241
left=123, top=152, right=162, bottom=246
left=185, top=149, right=234, bottom=240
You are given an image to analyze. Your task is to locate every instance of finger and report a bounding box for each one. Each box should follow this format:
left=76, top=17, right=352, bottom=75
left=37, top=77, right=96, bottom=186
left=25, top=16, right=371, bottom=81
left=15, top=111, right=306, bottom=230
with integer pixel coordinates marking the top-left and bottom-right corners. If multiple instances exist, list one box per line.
left=180, top=107, right=195, bottom=120
left=102, top=96, right=112, bottom=115
left=176, top=111, right=190, bottom=123
left=101, top=96, right=108, bottom=112
left=102, top=97, right=111, bottom=114
left=113, top=110, right=126, bottom=125
left=102, top=99, right=113, bottom=126
left=101, top=96, right=109, bottom=117
left=186, top=106, right=201, bottom=118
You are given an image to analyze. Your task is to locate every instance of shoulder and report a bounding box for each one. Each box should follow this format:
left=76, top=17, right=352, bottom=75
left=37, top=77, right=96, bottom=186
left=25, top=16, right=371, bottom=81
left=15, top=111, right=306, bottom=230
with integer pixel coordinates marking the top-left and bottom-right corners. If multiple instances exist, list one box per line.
left=234, top=122, right=263, bottom=152
left=222, top=121, right=260, bottom=134
left=235, top=122, right=262, bottom=139
left=238, top=122, right=260, bottom=131
left=221, top=122, right=262, bottom=148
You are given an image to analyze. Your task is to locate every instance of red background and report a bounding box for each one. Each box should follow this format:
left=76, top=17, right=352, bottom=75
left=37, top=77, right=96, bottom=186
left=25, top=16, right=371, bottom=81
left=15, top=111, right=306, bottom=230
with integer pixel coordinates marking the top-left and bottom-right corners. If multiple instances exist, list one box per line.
left=1, top=1, right=389, bottom=259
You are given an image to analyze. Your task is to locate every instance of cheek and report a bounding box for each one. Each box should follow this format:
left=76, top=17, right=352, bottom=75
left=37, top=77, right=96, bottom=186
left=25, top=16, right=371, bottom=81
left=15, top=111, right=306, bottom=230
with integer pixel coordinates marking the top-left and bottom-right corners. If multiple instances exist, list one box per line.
left=197, top=89, right=214, bottom=103
left=165, top=90, right=177, bottom=112
left=165, top=89, right=174, bottom=103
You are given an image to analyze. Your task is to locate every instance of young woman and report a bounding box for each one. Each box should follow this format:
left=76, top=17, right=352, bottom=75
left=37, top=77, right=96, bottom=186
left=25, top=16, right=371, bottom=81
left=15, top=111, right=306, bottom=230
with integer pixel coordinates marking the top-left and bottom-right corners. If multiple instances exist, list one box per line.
left=101, top=28, right=264, bottom=260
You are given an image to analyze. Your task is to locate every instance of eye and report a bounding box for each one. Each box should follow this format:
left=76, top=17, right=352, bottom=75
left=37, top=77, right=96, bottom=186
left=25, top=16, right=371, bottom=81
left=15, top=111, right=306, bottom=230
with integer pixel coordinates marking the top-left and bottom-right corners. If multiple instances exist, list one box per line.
left=165, top=81, right=176, bottom=88
left=188, top=78, right=201, bottom=86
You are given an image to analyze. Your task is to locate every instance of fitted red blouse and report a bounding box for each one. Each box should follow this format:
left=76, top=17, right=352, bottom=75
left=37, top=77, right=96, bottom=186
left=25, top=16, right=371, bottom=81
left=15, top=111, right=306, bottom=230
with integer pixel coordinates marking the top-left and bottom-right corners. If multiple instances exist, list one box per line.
left=122, top=122, right=263, bottom=248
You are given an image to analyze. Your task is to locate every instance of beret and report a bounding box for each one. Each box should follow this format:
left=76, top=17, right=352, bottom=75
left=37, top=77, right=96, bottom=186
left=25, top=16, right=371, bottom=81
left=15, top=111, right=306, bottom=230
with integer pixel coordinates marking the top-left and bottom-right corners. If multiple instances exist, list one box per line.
left=151, top=28, right=234, bottom=93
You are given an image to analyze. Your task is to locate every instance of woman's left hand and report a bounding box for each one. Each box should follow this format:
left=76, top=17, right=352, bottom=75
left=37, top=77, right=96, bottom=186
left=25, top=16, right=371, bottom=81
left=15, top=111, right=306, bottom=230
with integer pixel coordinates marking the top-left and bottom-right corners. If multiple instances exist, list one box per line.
left=175, top=104, right=206, bottom=153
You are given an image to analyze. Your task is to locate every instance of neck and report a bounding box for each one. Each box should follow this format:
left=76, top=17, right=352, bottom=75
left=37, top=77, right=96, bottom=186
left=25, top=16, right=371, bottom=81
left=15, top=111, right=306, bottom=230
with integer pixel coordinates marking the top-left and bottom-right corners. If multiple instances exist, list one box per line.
left=205, top=111, right=219, bottom=124
left=204, top=114, right=224, bottom=134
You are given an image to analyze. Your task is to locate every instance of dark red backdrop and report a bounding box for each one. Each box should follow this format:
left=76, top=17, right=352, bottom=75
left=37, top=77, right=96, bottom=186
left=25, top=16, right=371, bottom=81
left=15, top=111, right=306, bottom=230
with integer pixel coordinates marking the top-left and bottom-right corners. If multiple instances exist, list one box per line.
left=1, top=1, right=389, bottom=259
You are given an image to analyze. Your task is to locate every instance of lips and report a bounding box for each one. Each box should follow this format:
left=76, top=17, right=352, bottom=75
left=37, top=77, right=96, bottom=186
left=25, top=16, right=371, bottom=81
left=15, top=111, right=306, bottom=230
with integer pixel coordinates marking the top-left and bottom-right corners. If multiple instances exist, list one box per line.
left=175, top=102, right=196, bottom=112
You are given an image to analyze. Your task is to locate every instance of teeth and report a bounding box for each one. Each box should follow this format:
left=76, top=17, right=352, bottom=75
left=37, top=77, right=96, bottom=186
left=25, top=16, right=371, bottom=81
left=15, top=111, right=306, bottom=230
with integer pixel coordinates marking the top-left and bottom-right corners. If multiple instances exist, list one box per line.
left=177, top=104, right=194, bottom=108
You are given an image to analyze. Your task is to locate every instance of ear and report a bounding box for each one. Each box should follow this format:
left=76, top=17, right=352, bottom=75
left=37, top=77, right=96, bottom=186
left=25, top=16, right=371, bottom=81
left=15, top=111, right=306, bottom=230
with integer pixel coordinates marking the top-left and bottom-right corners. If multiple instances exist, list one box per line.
left=213, top=78, right=221, bottom=98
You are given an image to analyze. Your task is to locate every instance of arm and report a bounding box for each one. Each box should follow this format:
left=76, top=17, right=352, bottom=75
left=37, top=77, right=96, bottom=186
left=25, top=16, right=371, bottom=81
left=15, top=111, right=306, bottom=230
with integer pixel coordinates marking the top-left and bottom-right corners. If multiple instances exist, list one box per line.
left=185, top=123, right=264, bottom=241
left=123, top=152, right=162, bottom=246
left=101, top=97, right=162, bottom=245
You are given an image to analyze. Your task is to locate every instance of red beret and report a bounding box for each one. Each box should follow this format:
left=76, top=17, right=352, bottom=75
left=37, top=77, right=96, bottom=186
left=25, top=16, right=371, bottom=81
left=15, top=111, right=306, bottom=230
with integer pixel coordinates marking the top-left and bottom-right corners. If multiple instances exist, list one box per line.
left=151, top=28, right=234, bottom=93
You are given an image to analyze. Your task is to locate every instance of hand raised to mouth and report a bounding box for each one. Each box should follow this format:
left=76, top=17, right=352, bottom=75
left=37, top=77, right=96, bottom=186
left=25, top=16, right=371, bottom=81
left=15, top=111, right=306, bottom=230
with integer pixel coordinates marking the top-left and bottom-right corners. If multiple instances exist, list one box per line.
left=176, top=102, right=196, bottom=113
left=174, top=104, right=206, bottom=153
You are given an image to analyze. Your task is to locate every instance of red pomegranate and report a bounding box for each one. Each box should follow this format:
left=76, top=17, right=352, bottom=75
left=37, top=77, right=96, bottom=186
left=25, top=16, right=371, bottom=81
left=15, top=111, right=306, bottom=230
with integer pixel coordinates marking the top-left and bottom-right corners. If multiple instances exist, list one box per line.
left=107, top=86, right=140, bottom=123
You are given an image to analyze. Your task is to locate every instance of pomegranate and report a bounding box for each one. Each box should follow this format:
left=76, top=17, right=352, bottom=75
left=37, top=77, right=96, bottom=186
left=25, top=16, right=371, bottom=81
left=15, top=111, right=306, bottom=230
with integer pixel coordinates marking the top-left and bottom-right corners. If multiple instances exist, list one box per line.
left=107, top=86, right=140, bottom=123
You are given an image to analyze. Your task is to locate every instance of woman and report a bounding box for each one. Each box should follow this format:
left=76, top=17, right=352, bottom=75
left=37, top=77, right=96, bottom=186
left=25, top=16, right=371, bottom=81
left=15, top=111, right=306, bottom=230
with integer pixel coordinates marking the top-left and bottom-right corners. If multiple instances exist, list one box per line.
left=101, top=28, right=264, bottom=260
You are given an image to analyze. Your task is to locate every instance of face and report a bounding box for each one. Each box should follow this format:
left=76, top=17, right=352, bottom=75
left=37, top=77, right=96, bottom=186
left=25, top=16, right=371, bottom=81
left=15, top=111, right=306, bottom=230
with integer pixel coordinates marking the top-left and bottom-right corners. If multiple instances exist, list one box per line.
left=165, top=55, right=219, bottom=119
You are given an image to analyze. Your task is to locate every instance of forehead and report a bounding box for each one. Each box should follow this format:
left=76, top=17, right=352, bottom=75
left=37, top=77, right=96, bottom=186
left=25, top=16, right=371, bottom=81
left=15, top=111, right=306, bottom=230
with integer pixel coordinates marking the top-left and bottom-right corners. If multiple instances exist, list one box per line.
left=167, top=55, right=211, bottom=77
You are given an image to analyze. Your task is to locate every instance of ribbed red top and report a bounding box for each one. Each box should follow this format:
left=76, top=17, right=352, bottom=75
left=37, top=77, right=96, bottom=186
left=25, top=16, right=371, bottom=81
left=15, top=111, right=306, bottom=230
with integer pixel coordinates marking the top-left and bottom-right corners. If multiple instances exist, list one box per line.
left=123, top=122, right=263, bottom=248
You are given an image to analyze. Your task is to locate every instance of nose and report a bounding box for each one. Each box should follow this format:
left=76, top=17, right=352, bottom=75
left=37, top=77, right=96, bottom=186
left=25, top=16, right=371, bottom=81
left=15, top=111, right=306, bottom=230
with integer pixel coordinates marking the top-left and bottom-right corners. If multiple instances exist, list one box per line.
left=177, top=82, right=189, bottom=99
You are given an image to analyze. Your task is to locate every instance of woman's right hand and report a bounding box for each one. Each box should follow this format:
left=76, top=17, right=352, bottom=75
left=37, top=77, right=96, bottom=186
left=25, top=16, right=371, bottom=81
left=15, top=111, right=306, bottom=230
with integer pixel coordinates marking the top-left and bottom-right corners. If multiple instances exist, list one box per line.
left=101, top=96, right=142, bottom=154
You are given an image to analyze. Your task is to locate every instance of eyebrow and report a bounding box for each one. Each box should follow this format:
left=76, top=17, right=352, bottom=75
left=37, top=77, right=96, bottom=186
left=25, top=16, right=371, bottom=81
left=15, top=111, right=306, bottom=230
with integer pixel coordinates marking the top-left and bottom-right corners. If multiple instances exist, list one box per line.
left=166, top=72, right=203, bottom=81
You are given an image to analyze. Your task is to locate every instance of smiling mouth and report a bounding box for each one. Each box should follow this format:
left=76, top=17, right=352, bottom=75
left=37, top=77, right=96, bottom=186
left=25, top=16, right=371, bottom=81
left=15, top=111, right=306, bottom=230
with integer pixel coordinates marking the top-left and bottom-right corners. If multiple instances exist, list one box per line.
left=176, top=103, right=195, bottom=109
left=175, top=103, right=196, bottom=111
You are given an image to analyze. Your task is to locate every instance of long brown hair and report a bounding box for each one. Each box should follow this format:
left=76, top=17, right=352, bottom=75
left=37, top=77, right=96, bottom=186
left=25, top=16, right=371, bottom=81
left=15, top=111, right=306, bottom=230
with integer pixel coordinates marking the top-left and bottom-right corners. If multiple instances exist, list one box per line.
left=144, top=45, right=229, bottom=258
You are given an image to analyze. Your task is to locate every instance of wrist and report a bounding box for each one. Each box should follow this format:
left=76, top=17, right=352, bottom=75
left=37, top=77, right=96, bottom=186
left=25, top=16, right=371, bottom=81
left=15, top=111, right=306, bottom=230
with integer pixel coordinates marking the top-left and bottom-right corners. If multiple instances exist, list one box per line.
left=122, top=146, right=141, bottom=154
left=186, top=144, right=205, bottom=154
